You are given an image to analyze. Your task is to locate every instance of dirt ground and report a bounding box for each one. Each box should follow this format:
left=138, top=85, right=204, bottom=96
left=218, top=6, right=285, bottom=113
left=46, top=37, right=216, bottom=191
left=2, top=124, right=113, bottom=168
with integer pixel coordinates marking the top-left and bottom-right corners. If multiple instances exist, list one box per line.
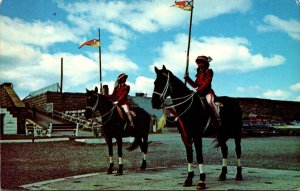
left=1, top=135, right=300, bottom=190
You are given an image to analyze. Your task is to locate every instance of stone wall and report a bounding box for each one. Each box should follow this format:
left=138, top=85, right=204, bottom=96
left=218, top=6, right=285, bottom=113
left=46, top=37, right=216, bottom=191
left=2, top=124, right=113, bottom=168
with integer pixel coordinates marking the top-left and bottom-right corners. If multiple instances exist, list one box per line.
left=0, top=83, right=16, bottom=107
left=23, top=92, right=86, bottom=112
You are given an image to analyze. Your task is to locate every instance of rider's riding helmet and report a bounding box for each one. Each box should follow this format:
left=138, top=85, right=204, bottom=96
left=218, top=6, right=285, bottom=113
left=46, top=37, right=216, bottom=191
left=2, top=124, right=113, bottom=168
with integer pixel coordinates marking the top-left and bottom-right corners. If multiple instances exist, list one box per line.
left=195, top=56, right=212, bottom=68
left=117, top=73, right=128, bottom=84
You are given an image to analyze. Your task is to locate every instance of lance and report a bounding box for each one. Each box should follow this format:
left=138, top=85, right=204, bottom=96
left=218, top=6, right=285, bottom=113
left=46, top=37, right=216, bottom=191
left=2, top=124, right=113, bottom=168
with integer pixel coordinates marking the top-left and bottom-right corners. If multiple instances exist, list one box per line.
left=185, top=0, right=194, bottom=84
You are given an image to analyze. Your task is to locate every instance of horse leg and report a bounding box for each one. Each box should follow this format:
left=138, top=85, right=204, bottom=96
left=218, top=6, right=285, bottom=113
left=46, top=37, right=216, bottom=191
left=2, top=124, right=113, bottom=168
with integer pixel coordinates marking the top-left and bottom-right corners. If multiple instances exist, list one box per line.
left=218, top=139, right=228, bottom=181
left=183, top=145, right=194, bottom=187
left=140, top=134, right=148, bottom=170
left=106, top=137, right=114, bottom=174
left=235, top=136, right=243, bottom=181
left=116, top=137, right=123, bottom=176
left=194, top=138, right=206, bottom=189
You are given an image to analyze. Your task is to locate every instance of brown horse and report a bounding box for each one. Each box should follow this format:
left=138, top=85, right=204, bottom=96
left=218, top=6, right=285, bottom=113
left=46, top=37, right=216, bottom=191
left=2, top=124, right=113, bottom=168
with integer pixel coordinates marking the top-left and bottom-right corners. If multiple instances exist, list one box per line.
left=152, top=66, right=243, bottom=189
left=85, top=87, right=151, bottom=175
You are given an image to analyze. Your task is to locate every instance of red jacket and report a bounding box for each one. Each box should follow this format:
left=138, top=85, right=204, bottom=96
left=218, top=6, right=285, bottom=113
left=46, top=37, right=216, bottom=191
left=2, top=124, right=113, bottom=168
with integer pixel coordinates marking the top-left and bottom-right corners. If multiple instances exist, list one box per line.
left=107, top=83, right=130, bottom=105
left=185, top=69, right=214, bottom=95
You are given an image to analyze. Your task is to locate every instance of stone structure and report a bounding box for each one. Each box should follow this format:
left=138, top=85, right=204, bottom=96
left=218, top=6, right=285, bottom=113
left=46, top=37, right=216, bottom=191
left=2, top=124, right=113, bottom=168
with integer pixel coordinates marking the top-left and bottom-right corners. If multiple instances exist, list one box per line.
left=0, top=83, right=27, bottom=134
left=237, top=98, right=300, bottom=121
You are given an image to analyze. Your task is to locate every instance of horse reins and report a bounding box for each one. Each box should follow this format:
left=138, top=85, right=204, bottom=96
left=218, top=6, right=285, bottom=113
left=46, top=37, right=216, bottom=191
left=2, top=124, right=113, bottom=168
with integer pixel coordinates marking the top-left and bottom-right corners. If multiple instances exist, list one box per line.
left=154, top=71, right=211, bottom=146
left=154, top=72, right=195, bottom=113
left=86, top=94, right=117, bottom=126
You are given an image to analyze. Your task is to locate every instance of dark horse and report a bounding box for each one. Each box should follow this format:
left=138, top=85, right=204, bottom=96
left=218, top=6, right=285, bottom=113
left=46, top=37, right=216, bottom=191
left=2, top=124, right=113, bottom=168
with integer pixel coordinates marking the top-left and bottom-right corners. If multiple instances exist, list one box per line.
left=152, top=66, right=243, bottom=189
left=85, top=87, right=151, bottom=175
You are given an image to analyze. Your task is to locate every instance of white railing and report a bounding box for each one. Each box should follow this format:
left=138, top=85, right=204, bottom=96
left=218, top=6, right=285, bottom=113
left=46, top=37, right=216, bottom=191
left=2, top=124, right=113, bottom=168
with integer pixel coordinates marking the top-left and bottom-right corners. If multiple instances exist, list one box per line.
left=52, top=110, right=101, bottom=137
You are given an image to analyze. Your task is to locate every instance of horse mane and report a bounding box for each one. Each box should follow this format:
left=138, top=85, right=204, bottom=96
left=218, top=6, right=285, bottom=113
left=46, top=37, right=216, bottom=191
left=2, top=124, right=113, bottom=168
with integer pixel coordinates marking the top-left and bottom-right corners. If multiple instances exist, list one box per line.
left=98, top=93, right=114, bottom=108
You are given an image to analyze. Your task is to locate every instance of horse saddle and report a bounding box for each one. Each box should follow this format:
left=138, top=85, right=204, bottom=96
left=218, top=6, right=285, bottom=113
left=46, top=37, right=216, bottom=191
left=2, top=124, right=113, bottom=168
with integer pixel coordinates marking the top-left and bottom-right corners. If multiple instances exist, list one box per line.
left=116, top=106, right=136, bottom=120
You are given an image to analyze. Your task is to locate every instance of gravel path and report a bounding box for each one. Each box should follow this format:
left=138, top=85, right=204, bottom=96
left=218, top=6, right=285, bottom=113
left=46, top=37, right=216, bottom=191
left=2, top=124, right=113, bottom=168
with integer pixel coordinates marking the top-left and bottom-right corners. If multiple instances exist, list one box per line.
left=1, top=134, right=299, bottom=189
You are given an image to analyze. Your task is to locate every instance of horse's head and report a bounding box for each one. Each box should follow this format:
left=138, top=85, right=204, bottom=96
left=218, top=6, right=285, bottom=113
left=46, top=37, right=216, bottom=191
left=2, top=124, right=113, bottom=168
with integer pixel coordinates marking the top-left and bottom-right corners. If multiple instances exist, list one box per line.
left=84, top=86, right=99, bottom=120
left=152, top=65, right=172, bottom=109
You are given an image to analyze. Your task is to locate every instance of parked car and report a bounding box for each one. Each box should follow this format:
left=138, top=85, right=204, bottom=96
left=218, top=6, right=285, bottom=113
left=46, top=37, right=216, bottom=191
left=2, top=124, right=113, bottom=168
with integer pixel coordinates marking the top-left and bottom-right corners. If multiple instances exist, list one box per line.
left=272, top=121, right=300, bottom=136
left=242, top=120, right=277, bottom=136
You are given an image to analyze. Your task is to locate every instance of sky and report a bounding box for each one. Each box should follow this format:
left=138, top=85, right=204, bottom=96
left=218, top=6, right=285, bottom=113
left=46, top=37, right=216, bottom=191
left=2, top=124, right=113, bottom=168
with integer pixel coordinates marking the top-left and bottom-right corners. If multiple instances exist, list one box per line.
left=0, top=0, right=300, bottom=102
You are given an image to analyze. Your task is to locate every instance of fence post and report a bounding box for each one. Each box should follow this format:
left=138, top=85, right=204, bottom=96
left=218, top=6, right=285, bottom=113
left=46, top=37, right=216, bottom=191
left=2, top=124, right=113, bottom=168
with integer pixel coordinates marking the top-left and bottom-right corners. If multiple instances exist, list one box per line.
left=75, top=123, right=79, bottom=136
left=47, top=122, right=52, bottom=137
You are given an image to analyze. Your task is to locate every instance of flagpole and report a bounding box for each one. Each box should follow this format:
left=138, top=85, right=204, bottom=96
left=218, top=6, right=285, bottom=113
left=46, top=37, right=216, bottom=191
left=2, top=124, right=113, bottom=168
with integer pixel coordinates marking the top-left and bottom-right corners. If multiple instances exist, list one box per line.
left=98, top=28, right=103, bottom=94
left=185, top=0, right=194, bottom=85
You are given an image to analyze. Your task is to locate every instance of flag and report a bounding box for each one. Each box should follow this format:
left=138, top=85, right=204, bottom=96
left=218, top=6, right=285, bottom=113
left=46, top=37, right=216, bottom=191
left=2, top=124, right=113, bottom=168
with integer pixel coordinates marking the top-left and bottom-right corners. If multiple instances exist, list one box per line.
left=79, top=39, right=100, bottom=49
left=172, top=0, right=192, bottom=11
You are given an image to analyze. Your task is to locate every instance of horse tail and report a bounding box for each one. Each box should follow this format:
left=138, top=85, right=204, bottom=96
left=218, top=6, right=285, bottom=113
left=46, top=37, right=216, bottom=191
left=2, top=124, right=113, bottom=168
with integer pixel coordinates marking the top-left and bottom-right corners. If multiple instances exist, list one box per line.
left=127, top=137, right=142, bottom=151
left=213, top=96, right=242, bottom=148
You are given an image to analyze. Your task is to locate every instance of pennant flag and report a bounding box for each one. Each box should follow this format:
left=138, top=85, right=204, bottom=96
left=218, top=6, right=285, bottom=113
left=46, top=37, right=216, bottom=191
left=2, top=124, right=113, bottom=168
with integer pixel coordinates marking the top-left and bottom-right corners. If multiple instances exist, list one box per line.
left=172, top=0, right=192, bottom=11
left=79, top=39, right=100, bottom=49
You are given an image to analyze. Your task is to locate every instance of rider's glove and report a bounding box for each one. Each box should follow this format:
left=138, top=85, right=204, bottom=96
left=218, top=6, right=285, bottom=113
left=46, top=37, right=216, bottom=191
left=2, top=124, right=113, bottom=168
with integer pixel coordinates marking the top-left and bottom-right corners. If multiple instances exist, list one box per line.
left=113, top=101, right=118, bottom=105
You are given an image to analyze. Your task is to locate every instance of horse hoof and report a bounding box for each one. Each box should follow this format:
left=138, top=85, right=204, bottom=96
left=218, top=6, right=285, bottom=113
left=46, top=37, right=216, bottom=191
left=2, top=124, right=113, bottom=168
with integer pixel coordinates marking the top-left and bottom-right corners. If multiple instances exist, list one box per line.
left=140, top=160, right=146, bottom=170
left=107, top=170, right=113, bottom=174
left=115, top=164, right=123, bottom=176
left=183, top=178, right=193, bottom=187
left=183, top=180, right=193, bottom=187
left=235, top=174, right=243, bottom=181
left=183, top=171, right=194, bottom=187
left=196, top=182, right=206, bottom=190
left=107, top=163, right=114, bottom=174
left=218, top=173, right=226, bottom=181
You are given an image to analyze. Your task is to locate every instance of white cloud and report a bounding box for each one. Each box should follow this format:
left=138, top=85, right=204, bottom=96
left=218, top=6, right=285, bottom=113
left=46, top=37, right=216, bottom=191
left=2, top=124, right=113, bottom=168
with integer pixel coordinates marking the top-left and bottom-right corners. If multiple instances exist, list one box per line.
left=150, top=34, right=285, bottom=75
left=0, top=16, right=78, bottom=48
left=58, top=0, right=252, bottom=49
left=262, top=89, right=290, bottom=100
left=1, top=51, right=99, bottom=94
left=108, top=37, right=128, bottom=52
left=102, top=53, right=139, bottom=72
left=100, top=76, right=154, bottom=97
left=258, top=15, right=300, bottom=41
left=131, top=76, right=154, bottom=96
left=194, top=0, right=251, bottom=21
left=290, top=82, right=300, bottom=91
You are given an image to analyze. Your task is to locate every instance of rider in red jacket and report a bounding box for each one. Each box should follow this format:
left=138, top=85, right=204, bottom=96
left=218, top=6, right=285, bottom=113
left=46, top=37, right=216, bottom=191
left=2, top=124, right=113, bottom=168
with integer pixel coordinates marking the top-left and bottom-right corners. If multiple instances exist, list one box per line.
left=184, top=55, right=221, bottom=127
left=107, top=73, right=134, bottom=128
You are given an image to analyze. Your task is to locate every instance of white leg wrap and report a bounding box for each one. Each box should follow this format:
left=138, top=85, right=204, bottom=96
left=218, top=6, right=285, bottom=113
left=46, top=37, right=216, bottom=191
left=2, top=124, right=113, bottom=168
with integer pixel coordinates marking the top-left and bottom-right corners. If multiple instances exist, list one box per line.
left=118, top=157, right=123, bottom=165
left=188, top=163, right=193, bottom=172
left=109, top=156, right=113, bottom=163
left=222, top=158, right=228, bottom=167
left=237, top=159, right=241, bottom=167
left=142, top=153, right=147, bottom=160
left=198, top=164, right=204, bottom=174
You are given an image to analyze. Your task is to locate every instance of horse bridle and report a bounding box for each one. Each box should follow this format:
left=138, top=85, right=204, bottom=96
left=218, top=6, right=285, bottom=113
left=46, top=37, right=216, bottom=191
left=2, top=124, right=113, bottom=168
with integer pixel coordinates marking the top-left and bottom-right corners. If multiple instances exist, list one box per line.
left=153, top=71, right=195, bottom=106
left=153, top=71, right=211, bottom=133
left=153, top=72, right=171, bottom=103
left=86, top=94, right=116, bottom=126
left=86, top=94, right=99, bottom=112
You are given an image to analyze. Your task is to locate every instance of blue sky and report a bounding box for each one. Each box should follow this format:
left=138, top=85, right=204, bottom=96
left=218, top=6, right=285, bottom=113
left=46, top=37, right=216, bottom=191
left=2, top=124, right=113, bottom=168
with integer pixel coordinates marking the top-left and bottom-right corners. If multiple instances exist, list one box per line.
left=0, top=0, right=300, bottom=101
